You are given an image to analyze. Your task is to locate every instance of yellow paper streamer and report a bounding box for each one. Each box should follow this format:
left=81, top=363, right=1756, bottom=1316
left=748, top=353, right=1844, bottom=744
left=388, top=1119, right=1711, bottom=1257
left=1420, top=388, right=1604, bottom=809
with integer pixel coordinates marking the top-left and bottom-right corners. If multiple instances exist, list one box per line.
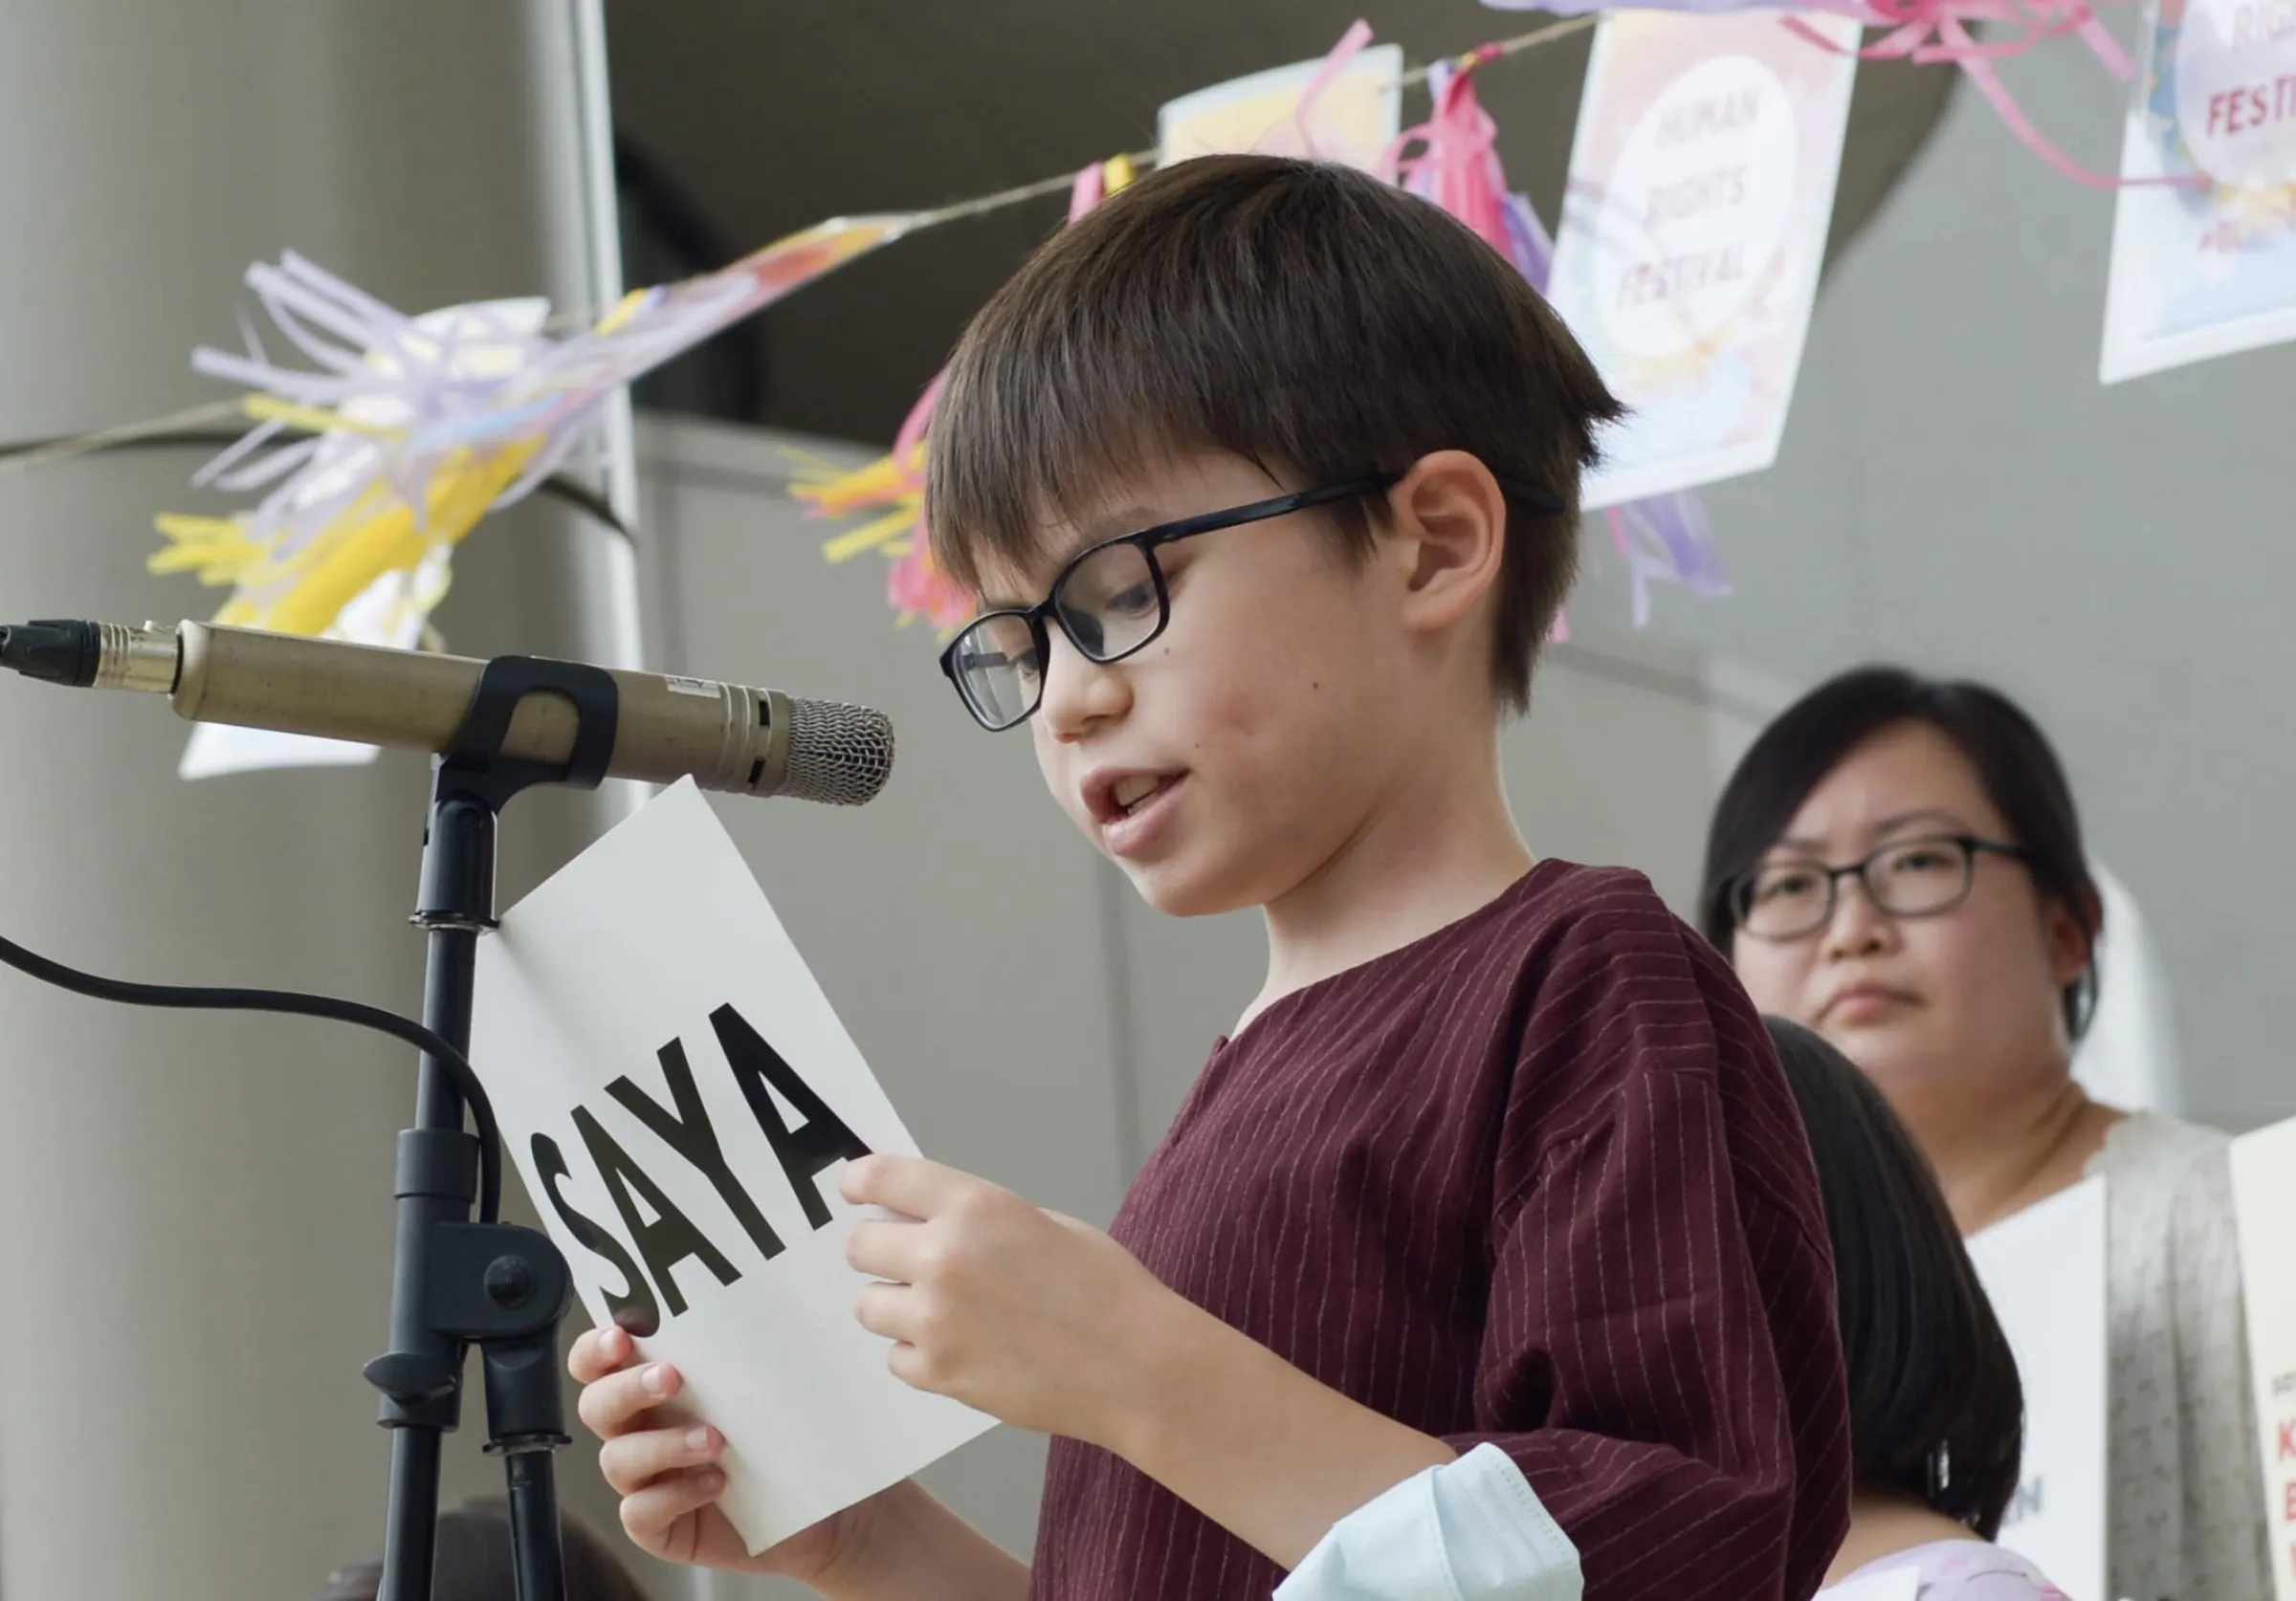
left=151, top=438, right=541, bottom=637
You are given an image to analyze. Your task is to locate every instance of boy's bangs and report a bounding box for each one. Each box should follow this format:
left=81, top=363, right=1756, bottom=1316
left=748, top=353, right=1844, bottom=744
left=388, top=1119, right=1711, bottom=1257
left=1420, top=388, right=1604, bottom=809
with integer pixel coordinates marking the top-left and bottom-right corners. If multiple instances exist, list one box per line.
left=926, top=303, right=1305, bottom=599
left=929, top=406, right=1202, bottom=601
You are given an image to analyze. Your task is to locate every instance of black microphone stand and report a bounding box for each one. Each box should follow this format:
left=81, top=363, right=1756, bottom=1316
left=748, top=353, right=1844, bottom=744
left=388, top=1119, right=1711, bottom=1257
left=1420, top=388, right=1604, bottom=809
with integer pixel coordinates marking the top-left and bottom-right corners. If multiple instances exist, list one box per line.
left=366, top=657, right=629, bottom=1601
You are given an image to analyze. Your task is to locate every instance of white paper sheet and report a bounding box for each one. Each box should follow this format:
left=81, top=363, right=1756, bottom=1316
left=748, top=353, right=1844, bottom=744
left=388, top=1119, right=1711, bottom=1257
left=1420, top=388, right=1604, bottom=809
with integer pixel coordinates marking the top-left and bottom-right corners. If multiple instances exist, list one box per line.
left=2099, top=0, right=2296, bottom=384
left=1965, top=1173, right=2110, bottom=1601
left=1546, top=11, right=1859, bottom=509
left=471, top=779, right=994, bottom=1554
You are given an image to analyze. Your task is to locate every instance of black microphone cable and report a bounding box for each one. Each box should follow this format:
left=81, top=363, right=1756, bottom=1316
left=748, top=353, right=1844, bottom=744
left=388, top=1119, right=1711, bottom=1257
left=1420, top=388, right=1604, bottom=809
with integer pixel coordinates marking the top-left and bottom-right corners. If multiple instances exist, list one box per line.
left=0, top=924, right=503, bottom=1223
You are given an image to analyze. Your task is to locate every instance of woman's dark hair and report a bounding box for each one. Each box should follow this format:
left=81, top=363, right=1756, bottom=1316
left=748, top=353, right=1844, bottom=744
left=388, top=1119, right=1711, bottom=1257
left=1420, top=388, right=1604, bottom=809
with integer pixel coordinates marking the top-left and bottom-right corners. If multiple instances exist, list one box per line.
left=1766, top=1016, right=2024, bottom=1537
left=316, top=1499, right=651, bottom=1601
left=1699, top=666, right=2103, bottom=1041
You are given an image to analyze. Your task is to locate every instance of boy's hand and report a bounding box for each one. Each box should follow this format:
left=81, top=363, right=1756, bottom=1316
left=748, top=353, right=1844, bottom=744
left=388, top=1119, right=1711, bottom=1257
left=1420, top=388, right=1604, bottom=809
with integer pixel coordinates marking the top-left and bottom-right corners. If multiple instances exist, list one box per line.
left=841, top=1154, right=1189, bottom=1447
left=568, top=1325, right=893, bottom=1584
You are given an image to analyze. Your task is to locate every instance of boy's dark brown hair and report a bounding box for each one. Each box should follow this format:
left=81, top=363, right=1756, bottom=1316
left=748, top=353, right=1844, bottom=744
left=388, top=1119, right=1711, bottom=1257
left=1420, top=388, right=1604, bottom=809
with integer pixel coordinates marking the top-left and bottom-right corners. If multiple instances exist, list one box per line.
left=924, top=153, right=1622, bottom=712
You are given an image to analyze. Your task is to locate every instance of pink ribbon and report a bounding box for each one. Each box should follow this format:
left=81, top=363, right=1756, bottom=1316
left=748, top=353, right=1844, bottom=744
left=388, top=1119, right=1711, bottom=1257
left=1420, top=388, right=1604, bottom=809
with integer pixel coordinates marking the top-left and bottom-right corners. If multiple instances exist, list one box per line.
left=879, top=367, right=964, bottom=627
left=1069, top=164, right=1106, bottom=222
left=1292, top=19, right=1377, bottom=159
left=1380, top=49, right=1512, bottom=254
left=1784, top=0, right=2201, bottom=189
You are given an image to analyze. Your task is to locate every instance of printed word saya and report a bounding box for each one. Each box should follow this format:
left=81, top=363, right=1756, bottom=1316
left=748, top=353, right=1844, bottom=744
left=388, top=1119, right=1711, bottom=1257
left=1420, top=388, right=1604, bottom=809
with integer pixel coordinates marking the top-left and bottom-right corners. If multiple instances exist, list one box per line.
left=534, top=1001, right=872, bottom=1335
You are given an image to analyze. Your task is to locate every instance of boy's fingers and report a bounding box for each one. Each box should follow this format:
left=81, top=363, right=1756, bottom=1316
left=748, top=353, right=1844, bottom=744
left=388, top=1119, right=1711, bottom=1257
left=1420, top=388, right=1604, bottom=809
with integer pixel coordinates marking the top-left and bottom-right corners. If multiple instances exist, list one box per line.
left=576, top=1361, right=681, bottom=1439
left=619, top=1465, right=728, bottom=1551
left=567, top=1326, right=629, bottom=1384
left=599, top=1423, right=722, bottom=1498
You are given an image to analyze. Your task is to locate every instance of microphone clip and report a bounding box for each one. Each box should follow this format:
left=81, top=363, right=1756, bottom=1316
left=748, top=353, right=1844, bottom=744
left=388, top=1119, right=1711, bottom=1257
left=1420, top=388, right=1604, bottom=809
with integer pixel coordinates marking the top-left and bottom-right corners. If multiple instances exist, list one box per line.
left=415, top=655, right=623, bottom=934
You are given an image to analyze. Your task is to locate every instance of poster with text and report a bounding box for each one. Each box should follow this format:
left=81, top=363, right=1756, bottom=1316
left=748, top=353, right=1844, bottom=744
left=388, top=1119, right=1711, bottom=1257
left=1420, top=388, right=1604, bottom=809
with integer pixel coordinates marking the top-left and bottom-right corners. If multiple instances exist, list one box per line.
left=2231, top=1115, right=2296, bottom=1600
left=1158, top=42, right=1404, bottom=172
left=471, top=779, right=994, bottom=1554
left=1965, top=1174, right=2109, bottom=1601
left=2100, top=0, right=2296, bottom=383
left=1547, top=11, right=1859, bottom=510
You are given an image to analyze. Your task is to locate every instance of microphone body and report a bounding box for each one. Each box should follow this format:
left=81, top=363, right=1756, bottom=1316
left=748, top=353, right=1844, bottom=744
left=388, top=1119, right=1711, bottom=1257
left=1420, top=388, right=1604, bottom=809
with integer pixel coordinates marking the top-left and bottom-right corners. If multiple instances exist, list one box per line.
left=0, top=620, right=894, bottom=806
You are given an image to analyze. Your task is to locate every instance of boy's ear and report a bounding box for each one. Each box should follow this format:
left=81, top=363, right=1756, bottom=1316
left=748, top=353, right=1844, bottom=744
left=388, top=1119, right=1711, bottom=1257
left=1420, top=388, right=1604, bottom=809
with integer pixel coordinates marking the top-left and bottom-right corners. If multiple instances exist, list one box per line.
left=1385, top=451, right=1508, bottom=635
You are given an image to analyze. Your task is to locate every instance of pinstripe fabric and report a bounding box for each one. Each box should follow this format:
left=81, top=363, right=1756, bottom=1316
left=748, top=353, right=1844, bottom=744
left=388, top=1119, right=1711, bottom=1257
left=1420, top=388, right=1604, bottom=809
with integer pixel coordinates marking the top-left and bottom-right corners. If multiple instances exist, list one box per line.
left=1030, top=862, right=1850, bottom=1600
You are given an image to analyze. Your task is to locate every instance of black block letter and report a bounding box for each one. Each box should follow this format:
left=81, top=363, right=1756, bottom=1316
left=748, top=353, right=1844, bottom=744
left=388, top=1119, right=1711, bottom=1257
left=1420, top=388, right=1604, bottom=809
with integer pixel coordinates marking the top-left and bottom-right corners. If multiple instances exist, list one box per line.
left=608, top=1040, right=786, bottom=1264
left=711, top=1004, right=871, bottom=1230
left=533, top=1131, right=659, bottom=1335
left=573, top=1106, right=740, bottom=1319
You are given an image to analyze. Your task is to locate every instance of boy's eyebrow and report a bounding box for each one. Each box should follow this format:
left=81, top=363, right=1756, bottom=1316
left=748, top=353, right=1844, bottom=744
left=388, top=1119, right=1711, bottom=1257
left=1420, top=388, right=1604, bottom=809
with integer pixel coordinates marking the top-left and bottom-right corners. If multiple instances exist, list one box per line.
left=978, top=502, right=1164, bottom=610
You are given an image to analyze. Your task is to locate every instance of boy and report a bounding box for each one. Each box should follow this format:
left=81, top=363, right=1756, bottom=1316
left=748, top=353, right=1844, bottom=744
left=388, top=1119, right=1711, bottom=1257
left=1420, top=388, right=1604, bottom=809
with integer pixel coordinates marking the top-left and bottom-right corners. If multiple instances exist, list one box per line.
left=573, top=154, right=1849, bottom=1600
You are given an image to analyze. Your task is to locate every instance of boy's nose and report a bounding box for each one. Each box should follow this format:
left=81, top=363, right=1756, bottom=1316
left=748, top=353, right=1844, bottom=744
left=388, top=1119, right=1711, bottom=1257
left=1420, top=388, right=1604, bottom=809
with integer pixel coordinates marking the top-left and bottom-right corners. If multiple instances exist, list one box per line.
left=1038, top=626, right=1131, bottom=739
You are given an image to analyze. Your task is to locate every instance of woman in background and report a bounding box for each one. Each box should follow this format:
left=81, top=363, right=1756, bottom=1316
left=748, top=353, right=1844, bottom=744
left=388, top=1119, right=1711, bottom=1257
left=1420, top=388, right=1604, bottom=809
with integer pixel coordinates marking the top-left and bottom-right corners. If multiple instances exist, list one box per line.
left=1767, top=1016, right=2064, bottom=1597
left=1704, top=668, right=2265, bottom=1601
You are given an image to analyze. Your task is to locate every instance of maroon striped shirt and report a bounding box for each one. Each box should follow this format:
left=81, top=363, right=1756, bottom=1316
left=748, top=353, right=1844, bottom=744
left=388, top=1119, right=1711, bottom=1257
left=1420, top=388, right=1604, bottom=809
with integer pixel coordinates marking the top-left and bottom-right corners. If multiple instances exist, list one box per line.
left=1030, top=861, right=1850, bottom=1600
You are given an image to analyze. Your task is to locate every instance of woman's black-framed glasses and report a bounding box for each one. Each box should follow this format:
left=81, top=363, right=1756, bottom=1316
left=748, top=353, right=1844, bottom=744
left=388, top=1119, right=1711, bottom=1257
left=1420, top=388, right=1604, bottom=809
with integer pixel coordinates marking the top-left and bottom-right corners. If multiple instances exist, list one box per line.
left=1731, top=833, right=2032, bottom=942
left=938, top=472, right=1567, bottom=732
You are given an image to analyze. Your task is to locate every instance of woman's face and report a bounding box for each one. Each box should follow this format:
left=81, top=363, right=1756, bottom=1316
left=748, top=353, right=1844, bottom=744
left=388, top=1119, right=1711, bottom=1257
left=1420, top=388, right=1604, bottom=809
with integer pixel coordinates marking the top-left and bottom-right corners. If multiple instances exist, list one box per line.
left=1729, top=721, right=2091, bottom=1126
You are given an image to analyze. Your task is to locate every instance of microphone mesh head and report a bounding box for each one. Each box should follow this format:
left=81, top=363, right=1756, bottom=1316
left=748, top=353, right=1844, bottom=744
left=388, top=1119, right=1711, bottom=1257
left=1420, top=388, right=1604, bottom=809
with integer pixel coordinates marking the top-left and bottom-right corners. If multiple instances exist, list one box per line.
left=782, top=697, right=895, bottom=805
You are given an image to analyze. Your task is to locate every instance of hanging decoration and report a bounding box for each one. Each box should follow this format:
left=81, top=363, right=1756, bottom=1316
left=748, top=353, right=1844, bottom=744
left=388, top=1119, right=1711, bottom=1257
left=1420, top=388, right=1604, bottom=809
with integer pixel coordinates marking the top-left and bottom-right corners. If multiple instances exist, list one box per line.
left=792, top=159, right=1137, bottom=632
left=89, top=0, right=2252, bottom=683
left=161, top=216, right=916, bottom=644
left=2098, top=0, right=2296, bottom=381
left=1476, top=0, right=2180, bottom=192
left=1382, top=49, right=1729, bottom=627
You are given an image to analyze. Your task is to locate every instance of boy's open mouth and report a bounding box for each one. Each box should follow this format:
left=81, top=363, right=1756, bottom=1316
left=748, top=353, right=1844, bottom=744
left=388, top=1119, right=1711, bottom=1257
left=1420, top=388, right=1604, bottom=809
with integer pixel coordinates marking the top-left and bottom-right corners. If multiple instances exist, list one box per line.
left=1085, top=768, right=1186, bottom=825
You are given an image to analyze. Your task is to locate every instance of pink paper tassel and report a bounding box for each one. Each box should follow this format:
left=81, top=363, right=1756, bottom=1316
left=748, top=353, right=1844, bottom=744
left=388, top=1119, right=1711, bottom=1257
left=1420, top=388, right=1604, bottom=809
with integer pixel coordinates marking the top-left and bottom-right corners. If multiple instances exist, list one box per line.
left=1382, top=52, right=1513, bottom=257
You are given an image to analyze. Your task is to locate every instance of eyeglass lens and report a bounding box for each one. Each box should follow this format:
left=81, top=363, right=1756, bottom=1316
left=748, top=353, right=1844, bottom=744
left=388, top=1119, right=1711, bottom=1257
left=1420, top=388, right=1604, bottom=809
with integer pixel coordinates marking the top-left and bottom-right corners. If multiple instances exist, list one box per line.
left=1739, top=838, right=1975, bottom=937
left=949, top=540, right=1163, bottom=728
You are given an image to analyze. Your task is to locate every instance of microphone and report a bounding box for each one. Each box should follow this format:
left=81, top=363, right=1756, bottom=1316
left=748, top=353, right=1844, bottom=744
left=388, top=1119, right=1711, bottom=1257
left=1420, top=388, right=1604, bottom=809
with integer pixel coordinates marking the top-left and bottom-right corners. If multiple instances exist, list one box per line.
left=0, top=619, right=894, bottom=805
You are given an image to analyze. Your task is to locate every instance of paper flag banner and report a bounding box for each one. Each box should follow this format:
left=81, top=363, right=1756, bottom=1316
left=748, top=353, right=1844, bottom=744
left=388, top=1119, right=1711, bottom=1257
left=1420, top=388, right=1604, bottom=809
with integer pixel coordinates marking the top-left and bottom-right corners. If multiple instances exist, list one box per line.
left=1158, top=25, right=1405, bottom=172
left=1482, top=0, right=2151, bottom=191
left=1965, top=1174, right=2109, bottom=1601
left=2100, top=0, right=2296, bottom=383
left=473, top=779, right=996, bottom=1555
left=154, top=295, right=552, bottom=642
left=1547, top=10, right=1859, bottom=511
left=2230, top=1114, right=2296, bottom=1601
left=793, top=162, right=1133, bottom=633
left=165, top=217, right=914, bottom=649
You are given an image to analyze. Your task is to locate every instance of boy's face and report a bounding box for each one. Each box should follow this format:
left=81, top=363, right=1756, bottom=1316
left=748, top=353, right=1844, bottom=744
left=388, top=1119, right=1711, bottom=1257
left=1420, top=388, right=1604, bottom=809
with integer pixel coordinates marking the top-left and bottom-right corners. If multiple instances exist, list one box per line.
left=974, top=451, right=1423, bottom=918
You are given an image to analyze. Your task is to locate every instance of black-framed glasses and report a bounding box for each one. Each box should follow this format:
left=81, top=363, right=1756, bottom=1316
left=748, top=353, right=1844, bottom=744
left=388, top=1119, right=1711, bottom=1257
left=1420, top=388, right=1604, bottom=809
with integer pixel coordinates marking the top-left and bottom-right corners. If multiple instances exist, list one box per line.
left=938, top=472, right=1567, bottom=732
left=1731, top=834, right=2031, bottom=942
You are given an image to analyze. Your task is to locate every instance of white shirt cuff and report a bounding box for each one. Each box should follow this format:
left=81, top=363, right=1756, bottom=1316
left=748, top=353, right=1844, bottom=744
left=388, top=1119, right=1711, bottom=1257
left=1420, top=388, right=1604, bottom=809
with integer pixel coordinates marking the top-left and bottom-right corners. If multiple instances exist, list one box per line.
left=1272, top=1441, right=1582, bottom=1601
